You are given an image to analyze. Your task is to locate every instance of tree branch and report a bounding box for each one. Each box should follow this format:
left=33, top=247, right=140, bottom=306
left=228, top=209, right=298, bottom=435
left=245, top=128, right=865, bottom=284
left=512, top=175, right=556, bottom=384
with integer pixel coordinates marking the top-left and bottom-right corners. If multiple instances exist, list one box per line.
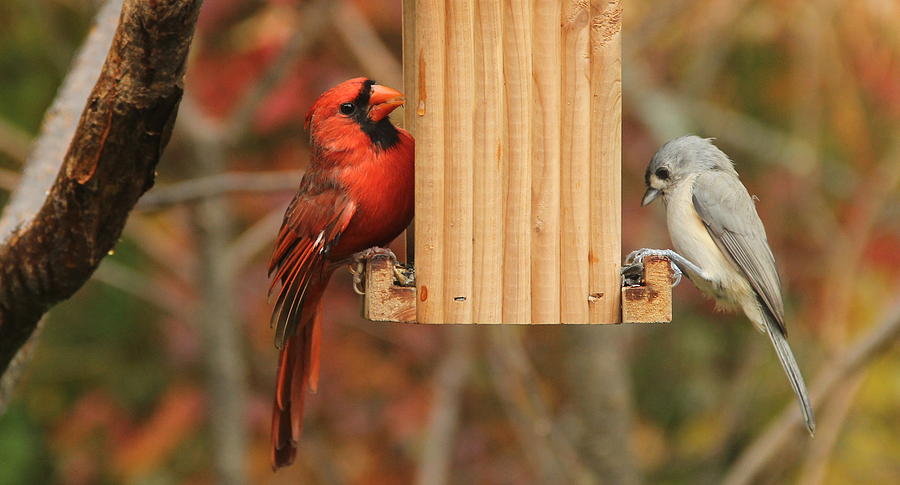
left=722, top=299, right=900, bottom=485
left=487, top=327, right=596, bottom=485
left=137, top=170, right=303, bottom=210
left=0, top=0, right=203, bottom=378
left=0, top=118, right=32, bottom=165
left=563, top=327, right=639, bottom=485
left=415, top=327, right=474, bottom=485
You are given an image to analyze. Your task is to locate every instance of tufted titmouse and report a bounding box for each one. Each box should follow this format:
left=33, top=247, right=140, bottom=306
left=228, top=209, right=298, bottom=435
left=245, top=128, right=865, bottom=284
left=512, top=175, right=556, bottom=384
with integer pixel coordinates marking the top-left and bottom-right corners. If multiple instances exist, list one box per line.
left=626, top=135, right=815, bottom=435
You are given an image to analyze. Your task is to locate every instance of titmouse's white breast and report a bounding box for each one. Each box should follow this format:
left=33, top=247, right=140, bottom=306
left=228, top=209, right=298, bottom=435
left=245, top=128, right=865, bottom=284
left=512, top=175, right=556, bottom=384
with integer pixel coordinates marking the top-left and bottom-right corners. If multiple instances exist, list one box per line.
left=663, top=173, right=753, bottom=310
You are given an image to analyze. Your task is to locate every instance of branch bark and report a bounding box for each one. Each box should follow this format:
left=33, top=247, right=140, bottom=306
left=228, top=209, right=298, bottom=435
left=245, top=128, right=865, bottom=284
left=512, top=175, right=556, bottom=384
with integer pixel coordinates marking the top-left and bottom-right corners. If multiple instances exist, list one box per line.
left=0, top=0, right=202, bottom=379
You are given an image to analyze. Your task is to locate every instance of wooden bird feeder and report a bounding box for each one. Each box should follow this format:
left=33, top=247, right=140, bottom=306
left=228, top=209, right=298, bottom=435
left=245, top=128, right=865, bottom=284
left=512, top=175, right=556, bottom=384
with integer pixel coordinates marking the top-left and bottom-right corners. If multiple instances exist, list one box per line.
left=360, top=0, right=672, bottom=324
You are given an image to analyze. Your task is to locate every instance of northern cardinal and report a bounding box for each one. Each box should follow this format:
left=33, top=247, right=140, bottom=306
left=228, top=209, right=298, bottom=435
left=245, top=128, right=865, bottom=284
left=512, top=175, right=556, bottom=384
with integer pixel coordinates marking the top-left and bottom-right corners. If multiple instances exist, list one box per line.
left=268, top=78, right=414, bottom=468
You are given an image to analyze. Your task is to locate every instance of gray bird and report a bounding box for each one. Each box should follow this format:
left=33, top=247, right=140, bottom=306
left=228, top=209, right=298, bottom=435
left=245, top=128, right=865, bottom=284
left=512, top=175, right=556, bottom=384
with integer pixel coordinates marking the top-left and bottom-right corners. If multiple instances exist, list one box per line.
left=627, top=135, right=815, bottom=435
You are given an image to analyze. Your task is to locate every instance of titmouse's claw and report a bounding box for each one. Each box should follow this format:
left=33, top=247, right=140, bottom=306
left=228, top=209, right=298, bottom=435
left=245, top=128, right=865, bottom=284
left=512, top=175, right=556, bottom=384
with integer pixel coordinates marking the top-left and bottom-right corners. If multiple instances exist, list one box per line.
left=669, top=262, right=684, bottom=287
left=625, top=249, right=646, bottom=265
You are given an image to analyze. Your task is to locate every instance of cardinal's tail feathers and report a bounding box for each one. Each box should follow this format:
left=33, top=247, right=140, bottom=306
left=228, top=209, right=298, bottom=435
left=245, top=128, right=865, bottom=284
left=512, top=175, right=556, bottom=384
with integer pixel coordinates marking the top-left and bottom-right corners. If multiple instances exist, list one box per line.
left=763, top=312, right=816, bottom=436
left=270, top=284, right=326, bottom=470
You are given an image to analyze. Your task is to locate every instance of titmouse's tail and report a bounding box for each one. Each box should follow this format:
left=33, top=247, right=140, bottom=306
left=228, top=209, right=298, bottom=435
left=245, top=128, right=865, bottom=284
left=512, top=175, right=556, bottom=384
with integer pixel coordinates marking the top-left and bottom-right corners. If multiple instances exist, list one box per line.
left=763, top=311, right=816, bottom=435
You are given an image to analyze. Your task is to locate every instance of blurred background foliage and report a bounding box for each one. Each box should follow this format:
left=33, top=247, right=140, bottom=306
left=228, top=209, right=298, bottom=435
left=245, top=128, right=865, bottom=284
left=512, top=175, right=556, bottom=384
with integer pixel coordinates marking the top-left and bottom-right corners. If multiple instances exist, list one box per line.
left=1, top=0, right=899, bottom=484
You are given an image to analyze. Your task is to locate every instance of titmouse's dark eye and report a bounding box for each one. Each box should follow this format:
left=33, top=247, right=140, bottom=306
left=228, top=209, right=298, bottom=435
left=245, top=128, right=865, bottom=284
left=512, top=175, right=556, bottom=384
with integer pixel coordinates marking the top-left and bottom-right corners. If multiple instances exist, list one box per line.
left=340, top=103, right=356, bottom=115
left=655, top=168, right=670, bottom=180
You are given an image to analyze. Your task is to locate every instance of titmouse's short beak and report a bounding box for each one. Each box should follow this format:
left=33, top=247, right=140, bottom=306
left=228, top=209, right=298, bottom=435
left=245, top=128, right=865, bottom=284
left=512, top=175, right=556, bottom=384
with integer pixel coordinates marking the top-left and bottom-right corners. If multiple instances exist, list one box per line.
left=641, top=187, right=660, bottom=206
left=368, top=84, right=405, bottom=122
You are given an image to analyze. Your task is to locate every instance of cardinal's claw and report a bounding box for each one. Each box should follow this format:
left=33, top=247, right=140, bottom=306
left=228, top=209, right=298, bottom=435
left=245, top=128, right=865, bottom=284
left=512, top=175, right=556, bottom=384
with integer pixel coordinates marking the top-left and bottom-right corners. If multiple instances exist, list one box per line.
left=354, top=247, right=399, bottom=264
left=348, top=260, right=366, bottom=295
left=350, top=247, right=410, bottom=293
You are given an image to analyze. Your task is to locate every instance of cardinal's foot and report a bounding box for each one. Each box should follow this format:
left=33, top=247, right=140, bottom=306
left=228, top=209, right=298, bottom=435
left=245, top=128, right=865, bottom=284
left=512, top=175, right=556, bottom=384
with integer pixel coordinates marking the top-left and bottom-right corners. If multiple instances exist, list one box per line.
left=354, top=247, right=399, bottom=264
left=349, top=247, right=414, bottom=293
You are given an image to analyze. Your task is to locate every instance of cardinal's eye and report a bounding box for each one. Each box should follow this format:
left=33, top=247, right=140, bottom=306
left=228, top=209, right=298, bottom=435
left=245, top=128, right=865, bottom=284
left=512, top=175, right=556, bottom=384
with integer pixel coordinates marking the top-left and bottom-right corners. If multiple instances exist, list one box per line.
left=339, top=103, right=356, bottom=115
left=655, top=168, right=670, bottom=180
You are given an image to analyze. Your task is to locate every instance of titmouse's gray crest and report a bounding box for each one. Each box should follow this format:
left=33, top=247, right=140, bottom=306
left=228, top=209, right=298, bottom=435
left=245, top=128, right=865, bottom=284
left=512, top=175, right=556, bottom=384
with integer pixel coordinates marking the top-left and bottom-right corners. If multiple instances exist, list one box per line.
left=630, top=135, right=816, bottom=435
left=642, top=136, right=737, bottom=206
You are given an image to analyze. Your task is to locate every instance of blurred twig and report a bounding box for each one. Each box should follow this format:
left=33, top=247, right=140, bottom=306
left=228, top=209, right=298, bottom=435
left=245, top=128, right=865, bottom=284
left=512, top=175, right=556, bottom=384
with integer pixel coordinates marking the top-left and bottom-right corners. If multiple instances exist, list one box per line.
left=138, top=170, right=302, bottom=210
left=92, top=260, right=184, bottom=317
left=0, top=118, right=32, bottom=165
left=487, top=327, right=596, bottom=485
left=796, top=374, right=865, bottom=485
left=625, top=61, right=819, bottom=176
left=223, top=0, right=337, bottom=142
left=563, top=327, right=639, bottom=485
left=722, top=299, right=900, bottom=485
left=415, top=327, right=475, bottom=485
left=0, top=168, right=21, bottom=192
left=334, top=1, right=402, bottom=89
left=699, top=339, right=765, bottom=477
left=227, top=205, right=286, bottom=271
left=181, top=98, right=249, bottom=485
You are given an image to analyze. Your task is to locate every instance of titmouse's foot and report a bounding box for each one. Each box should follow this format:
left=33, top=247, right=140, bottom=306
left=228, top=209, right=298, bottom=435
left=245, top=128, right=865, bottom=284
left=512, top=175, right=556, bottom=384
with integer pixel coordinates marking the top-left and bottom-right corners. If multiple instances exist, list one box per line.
left=623, top=248, right=685, bottom=287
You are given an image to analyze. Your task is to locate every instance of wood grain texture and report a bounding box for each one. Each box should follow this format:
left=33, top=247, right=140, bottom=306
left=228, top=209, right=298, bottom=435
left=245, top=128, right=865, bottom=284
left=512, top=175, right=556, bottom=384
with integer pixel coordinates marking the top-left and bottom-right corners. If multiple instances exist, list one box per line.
left=394, top=0, right=646, bottom=324
left=501, top=0, right=533, bottom=323
left=589, top=0, right=622, bottom=323
left=529, top=0, right=562, bottom=324
left=560, top=0, right=592, bottom=323
left=622, top=256, right=673, bottom=324
left=363, top=255, right=416, bottom=323
left=443, top=0, right=475, bottom=323
left=472, top=0, right=505, bottom=323
left=401, top=0, right=417, bottom=264
left=412, top=0, right=446, bottom=323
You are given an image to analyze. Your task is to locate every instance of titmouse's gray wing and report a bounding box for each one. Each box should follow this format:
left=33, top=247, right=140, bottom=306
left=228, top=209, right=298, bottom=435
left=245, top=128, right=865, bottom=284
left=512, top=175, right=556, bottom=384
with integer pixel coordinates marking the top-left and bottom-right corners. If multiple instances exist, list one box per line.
left=692, top=170, right=815, bottom=434
left=691, top=171, right=786, bottom=335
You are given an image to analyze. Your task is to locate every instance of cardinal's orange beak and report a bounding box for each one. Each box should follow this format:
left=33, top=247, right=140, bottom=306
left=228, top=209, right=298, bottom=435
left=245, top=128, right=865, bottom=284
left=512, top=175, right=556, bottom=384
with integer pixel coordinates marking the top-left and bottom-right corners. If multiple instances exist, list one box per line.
left=367, top=84, right=405, bottom=122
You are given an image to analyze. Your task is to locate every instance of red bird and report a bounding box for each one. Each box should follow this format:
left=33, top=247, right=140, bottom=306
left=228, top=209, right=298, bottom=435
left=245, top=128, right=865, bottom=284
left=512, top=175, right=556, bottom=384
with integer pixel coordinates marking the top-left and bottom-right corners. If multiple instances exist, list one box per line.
left=267, top=78, right=414, bottom=468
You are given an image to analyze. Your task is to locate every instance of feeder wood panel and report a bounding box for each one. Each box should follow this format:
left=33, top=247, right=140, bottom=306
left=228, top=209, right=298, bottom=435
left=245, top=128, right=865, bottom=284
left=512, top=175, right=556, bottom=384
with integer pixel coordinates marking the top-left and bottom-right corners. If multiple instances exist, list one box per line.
left=406, top=0, right=624, bottom=323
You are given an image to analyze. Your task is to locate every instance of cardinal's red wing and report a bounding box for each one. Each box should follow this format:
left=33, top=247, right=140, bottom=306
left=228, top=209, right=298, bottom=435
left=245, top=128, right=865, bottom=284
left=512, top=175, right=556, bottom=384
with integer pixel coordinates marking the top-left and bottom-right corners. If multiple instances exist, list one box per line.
left=268, top=174, right=356, bottom=349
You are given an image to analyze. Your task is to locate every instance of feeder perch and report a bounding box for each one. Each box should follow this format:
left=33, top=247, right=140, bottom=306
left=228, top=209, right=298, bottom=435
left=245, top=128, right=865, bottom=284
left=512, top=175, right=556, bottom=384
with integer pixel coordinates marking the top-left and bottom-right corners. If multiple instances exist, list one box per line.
left=361, top=254, right=673, bottom=324
left=359, top=0, right=671, bottom=324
